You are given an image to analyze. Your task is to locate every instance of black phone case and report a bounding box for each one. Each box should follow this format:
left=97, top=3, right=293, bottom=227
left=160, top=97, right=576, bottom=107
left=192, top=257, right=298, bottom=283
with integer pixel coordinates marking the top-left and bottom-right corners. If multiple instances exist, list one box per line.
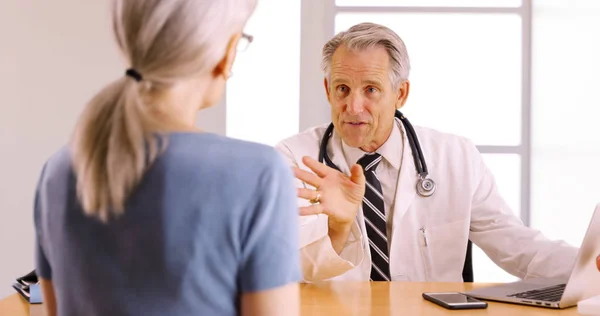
left=423, top=293, right=488, bottom=310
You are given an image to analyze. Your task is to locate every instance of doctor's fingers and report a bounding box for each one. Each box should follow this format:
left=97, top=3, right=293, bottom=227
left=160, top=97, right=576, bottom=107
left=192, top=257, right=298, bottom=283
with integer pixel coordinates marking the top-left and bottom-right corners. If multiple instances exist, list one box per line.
left=299, top=204, right=325, bottom=216
left=293, top=167, right=323, bottom=188
left=297, top=188, right=321, bottom=201
left=302, top=156, right=330, bottom=177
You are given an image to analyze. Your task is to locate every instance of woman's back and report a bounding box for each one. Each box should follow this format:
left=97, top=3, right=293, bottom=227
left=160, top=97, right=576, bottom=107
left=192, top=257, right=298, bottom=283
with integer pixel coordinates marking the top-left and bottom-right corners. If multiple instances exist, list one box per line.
left=34, top=133, right=300, bottom=316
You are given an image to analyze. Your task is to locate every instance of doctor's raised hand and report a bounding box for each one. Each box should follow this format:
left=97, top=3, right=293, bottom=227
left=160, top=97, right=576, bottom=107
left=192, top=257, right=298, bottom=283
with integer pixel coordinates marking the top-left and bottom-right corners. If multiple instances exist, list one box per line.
left=294, top=156, right=365, bottom=253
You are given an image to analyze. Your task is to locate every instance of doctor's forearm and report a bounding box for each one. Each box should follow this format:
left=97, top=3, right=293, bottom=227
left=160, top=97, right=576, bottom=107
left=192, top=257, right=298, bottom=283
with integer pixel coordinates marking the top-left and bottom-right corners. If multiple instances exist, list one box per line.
left=328, top=223, right=352, bottom=254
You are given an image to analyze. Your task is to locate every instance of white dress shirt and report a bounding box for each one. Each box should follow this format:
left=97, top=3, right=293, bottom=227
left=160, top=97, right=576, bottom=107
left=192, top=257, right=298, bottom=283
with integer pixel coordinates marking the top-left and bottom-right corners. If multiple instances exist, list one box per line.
left=340, top=121, right=403, bottom=236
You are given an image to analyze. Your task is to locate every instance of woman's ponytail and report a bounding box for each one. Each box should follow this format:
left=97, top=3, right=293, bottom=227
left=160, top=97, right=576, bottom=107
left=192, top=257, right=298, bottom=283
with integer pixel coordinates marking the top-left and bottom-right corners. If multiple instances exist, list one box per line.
left=71, top=77, right=159, bottom=222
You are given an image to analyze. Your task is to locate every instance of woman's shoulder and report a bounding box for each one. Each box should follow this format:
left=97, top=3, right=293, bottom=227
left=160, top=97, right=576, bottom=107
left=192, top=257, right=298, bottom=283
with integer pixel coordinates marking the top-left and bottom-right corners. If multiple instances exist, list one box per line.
left=164, top=132, right=288, bottom=175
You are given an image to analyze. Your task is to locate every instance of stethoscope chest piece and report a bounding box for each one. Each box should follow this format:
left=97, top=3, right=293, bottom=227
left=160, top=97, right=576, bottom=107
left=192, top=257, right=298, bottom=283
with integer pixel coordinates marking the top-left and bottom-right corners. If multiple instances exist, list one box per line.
left=416, top=177, right=436, bottom=197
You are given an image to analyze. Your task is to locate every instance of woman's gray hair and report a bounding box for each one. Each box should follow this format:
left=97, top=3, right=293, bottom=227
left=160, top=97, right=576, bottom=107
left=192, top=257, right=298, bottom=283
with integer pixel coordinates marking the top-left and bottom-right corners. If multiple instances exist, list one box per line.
left=72, top=0, right=257, bottom=222
left=321, top=22, right=410, bottom=89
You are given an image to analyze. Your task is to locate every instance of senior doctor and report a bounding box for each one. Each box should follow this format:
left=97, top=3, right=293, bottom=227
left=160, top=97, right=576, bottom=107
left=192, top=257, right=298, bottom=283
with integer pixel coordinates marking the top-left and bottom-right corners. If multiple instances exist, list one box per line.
left=275, top=22, right=579, bottom=282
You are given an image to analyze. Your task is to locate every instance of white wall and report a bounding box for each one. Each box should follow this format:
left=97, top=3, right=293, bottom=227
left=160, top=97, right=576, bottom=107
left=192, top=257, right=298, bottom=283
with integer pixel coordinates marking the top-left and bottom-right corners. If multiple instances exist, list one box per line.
left=0, top=0, right=116, bottom=297
left=0, top=0, right=227, bottom=299
left=0, top=0, right=120, bottom=298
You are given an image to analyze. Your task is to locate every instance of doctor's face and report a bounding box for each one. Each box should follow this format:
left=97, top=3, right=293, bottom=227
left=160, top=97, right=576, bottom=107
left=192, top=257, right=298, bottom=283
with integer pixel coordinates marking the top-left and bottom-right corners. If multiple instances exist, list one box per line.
left=325, top=45, right=409, bottom=153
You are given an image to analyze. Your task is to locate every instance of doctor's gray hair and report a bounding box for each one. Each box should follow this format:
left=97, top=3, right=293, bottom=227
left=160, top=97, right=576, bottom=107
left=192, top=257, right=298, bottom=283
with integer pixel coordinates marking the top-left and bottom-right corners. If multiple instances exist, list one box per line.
left=71, top=0, right=256, bottom=222
left=321, top=22, right=410, bottom=89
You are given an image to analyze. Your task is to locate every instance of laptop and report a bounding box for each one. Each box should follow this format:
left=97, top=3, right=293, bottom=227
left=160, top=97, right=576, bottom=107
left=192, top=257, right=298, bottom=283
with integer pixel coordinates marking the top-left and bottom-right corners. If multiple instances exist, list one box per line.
left=463, top=203, right=600, bottom=309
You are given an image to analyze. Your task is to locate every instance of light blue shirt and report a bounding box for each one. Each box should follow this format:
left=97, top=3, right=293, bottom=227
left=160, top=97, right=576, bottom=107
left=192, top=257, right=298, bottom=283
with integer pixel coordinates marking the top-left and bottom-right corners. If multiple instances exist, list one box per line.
left=34, top=132, right=301, bottom=316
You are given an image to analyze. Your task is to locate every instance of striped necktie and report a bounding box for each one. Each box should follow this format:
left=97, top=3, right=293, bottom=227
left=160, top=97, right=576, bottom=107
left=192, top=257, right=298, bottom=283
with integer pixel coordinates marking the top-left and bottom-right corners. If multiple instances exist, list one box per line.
left=357, top=153, right=391, bottom=281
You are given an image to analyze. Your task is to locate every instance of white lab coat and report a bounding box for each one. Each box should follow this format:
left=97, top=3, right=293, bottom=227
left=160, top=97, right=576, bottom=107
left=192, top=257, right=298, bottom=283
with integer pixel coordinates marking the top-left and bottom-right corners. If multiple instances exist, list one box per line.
left=275, top=122, right=579, bottom=282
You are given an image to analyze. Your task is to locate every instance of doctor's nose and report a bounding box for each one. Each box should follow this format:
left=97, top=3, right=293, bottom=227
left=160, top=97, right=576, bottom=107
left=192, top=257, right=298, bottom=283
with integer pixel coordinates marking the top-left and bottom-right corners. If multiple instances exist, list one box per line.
left=346, top=94, right=366, bottom=115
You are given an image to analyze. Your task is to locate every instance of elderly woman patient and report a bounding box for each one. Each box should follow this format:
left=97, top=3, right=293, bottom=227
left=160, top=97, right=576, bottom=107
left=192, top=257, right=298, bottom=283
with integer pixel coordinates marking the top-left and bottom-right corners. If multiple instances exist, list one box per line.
left=33, top=1, right=300, bottom=315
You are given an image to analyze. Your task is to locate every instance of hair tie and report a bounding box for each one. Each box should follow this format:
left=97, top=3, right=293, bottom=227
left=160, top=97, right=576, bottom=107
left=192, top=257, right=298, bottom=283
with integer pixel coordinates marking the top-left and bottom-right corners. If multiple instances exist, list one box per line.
left=125, top=68, right=143, bottom=82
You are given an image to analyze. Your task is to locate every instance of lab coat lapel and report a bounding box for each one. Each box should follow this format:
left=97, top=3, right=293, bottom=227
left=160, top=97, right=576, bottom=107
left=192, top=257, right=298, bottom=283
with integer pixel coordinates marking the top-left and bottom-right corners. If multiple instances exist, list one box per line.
left=328, top=131, right=351, bottom=175
left=391, top=121, right=417, bottom=226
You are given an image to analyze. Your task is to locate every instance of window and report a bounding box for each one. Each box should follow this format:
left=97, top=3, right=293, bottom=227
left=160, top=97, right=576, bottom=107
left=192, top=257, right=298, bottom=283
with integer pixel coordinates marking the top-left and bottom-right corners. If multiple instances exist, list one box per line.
left=336, top=0, right=522, bottom=7
left=226, top=0, right=301, bottom=146
left=530, top=0, right=600, bottom=247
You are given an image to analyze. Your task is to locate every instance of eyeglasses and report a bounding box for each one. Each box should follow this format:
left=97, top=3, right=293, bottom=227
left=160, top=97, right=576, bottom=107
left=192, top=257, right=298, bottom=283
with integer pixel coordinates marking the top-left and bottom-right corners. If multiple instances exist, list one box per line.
left=237, top=32, right=254, bottom=52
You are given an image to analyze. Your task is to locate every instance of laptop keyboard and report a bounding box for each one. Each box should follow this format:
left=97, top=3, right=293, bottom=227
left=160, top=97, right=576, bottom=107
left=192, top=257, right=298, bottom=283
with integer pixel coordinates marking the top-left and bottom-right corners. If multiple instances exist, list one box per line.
left=507, top=284, right=566, bottom=302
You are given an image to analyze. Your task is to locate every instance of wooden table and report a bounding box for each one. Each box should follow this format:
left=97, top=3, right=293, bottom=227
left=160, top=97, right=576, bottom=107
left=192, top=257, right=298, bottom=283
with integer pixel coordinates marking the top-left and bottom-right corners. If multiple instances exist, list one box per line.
left=0, top=282, right=580, bottom=315
left=301, top=282, right=578, bottom=315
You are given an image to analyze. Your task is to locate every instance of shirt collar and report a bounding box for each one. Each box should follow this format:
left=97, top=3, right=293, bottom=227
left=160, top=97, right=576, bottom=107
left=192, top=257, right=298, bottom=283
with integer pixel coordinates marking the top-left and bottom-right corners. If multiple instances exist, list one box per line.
left=341, top=121, right=403, bottom=171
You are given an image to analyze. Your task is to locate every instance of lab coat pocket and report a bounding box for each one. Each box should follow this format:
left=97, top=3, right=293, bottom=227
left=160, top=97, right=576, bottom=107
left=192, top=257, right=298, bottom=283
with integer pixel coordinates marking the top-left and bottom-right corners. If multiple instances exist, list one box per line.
left=419, top=219, right=469, bottom=282
left=419, top=228, right=433, bottom=281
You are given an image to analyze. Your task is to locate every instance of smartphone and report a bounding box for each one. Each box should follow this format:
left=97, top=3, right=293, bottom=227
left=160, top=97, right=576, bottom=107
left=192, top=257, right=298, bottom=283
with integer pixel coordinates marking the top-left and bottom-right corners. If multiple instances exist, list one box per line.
left=423, top=292, right=488, bottom=310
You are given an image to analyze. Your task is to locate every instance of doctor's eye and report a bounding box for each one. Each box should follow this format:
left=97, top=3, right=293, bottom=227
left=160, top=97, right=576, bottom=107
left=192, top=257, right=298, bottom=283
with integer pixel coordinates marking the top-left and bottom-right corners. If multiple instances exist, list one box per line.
left=336, top=85, right=349, bottom=94
left=366, top=86, right=379, bottom=94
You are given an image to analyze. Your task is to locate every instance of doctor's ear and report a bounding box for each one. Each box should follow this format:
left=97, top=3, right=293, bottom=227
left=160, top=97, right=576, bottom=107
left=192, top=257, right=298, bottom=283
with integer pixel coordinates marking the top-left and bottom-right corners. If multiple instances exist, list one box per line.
left=323, top=78, right=331, bottom=103
left=395, top=80, right=410, bottom=109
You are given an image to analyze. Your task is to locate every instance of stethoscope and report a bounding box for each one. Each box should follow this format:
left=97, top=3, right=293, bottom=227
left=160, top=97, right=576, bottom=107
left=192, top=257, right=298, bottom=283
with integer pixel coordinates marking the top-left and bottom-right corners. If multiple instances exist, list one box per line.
left=318, top=110, right=436, bottom=197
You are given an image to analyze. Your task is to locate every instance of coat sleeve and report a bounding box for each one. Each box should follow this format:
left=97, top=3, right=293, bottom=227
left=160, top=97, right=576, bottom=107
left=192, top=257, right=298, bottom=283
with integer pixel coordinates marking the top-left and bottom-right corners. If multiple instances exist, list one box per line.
left=274, top=141, right=364, bottom=282
left=466, top=140, right=578, bottom=279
